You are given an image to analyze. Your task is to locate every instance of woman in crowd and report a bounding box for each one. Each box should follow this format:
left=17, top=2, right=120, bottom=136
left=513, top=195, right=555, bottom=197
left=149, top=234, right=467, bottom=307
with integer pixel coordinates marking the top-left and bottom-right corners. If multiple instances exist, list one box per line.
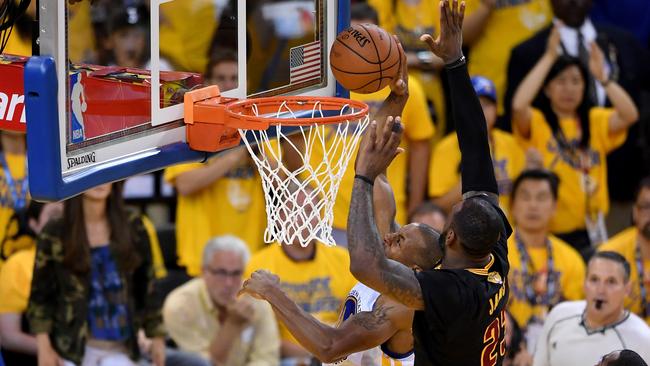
left=512, top=26, right=639, bottom=256
left=27, top=182, right=166, bottom=366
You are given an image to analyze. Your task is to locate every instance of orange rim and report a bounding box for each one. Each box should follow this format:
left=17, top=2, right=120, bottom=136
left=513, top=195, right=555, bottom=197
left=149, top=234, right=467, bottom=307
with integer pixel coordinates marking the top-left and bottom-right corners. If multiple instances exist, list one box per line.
left=225, top=96, right=369, bottom=130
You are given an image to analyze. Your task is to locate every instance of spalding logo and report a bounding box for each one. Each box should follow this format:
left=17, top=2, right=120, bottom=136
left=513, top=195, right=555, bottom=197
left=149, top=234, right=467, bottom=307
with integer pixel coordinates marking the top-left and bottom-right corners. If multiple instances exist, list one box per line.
left=342, top=27, right=370, bottom=48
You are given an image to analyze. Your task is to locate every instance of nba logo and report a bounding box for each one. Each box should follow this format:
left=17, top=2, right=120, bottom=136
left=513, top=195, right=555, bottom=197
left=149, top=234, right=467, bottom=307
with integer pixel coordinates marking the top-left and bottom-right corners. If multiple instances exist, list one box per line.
left=70, top=72, right=87, bottom=143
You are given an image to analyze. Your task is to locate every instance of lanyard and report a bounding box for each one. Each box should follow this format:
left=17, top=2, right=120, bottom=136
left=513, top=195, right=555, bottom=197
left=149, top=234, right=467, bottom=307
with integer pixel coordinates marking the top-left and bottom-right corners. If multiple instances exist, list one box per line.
left=0, top=153, right=28, bottom=210
left=515, top=233, right=558, bottom=306
left=635, top=241, right=649, bottom=319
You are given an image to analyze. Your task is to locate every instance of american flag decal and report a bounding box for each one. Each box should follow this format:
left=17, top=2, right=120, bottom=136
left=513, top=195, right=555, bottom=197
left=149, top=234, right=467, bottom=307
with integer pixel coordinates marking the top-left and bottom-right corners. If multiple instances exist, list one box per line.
left=289, top=41, right=322, bottom=84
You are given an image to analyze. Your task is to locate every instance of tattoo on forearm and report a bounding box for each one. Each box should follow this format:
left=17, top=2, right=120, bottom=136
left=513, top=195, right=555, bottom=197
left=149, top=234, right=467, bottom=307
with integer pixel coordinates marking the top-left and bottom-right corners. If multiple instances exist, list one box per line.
left=351, top=303, right=393, bottom=331
left=348, top=181, right=384, bottom=261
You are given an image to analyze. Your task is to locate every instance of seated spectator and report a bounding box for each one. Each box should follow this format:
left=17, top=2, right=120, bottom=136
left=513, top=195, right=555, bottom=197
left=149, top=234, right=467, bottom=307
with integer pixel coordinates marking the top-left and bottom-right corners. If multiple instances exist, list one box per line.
left=163, top=235, right=279, bottom=366
left=429, top=76, right=525, bottom=217
left=205, top=48, right=238, bottom=92
left=599, top=177, right=650, bottom=324
left=0, top=202, right=62, bottom=366
left=410, top=200, right=447, bottom=232
left=507, top=170, right=585, bottom=352
left=597, top=350, right=649, bottom=366
left=532, top=251, right=650, bottom=366
left=27, top=182, right=166, bottom=366
left=245, top=191, right=356, bottom=363
left=512, top=30, right=639, bottom=254
left=164, top=146, right=266, bottom=276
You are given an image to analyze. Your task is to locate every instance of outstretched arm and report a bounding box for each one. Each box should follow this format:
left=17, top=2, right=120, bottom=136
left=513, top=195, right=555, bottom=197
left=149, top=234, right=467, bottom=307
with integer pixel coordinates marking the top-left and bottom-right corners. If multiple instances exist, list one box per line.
left=422, top=0, right=497, bottom=202
left=241, top=271, right=409, bottom=363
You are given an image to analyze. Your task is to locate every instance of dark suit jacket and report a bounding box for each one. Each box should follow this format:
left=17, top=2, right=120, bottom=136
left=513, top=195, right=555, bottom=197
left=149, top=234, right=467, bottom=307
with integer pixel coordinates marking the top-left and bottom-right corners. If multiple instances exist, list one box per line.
left=503, top=22, right=650, bottom=201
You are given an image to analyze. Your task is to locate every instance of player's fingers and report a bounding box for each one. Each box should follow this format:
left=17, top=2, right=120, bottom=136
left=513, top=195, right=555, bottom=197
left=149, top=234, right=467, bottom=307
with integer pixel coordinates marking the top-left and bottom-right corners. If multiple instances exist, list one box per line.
left=420, top=34, right=437, bottom=53
left=381, top=116, right=395, bottom=146
left=451, top=0, right=458, bottom=21
left=440, top=0, right=450, bottom=30
left=458, top=1, right=466, bottom=27
left=367, top=120, right=378, bottom=150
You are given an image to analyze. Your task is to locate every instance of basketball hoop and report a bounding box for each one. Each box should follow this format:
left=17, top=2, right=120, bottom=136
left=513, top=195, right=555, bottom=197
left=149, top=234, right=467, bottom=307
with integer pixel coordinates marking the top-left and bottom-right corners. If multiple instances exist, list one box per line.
left=184, top=86, right=370, bottom=247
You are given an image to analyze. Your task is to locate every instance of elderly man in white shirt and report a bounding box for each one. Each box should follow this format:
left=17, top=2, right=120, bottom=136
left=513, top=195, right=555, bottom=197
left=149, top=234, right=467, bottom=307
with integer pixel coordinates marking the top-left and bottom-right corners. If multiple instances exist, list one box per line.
left=533, top=251, right=650, bottom=366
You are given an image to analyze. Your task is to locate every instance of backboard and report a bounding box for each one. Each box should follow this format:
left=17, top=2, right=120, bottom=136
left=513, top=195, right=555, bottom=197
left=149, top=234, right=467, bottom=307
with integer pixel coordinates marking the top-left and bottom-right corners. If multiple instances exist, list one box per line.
left=26, top=0, right=349, bottom=201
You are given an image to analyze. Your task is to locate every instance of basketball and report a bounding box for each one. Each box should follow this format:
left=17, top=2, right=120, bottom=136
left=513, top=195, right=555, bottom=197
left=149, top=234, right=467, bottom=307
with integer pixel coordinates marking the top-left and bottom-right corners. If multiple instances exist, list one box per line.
left=330, top=23, right=401, bottom=94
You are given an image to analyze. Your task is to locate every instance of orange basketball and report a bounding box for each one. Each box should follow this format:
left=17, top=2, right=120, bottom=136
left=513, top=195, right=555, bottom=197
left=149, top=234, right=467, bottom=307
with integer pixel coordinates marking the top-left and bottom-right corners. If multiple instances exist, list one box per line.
left=330, top=24, right=401, bottom=94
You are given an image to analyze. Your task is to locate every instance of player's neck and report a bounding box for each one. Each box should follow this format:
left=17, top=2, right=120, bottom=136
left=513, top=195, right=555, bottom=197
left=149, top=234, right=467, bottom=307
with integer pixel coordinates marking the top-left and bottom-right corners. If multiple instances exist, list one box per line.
left=442, top=251, right=491, bottom=270
left=517, top=228, right=548, bottom=248
left=0, top=132, right=26, bottom=155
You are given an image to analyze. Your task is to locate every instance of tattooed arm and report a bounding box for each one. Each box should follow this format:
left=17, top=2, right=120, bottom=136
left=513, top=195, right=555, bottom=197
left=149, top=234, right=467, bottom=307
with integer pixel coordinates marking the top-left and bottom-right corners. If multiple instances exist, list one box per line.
left=241, top=271, right=411, bottom=363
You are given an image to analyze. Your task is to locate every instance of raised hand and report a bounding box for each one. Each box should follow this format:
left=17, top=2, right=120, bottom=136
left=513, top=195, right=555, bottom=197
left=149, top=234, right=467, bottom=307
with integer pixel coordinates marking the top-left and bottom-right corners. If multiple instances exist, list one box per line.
left=545, top=25, right=561, bottom=59
left=419, top=0, right=465, bottom=64
left=389, top=36, right=409, bottom=96
left=355, top=116, right=404, bottom=180
left=589, top=42, right=608, bottom=83
left=226, top=297, right=256, bottom=326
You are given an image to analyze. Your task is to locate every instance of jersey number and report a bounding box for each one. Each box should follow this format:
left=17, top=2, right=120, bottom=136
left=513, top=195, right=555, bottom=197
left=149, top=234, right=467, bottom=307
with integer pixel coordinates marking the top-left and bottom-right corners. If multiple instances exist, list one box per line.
left=481, top=309, right=506, bottom=366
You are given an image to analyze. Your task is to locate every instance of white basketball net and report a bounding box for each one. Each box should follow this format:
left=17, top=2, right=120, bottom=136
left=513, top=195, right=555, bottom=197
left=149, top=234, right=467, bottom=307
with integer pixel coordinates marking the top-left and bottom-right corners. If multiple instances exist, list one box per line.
left=237, top=100, right=370, bottom=247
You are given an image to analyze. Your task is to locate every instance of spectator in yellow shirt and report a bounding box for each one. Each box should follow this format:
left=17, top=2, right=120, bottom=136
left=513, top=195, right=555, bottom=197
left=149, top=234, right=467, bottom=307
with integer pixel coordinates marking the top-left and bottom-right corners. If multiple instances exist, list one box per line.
left=245, top=190, right=356, bottom=363
left=599, top=177, right=650, bottom=324
left=506, top=170, right=586, bottom=355
left=429, top=76, right=525, bottom=217
left=512, top=28, right=638, bottom=255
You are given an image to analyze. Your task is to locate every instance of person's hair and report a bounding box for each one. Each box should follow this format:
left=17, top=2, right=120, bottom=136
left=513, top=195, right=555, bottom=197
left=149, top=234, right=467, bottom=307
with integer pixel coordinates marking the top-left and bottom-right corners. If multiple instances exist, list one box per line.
left=62, top=181, right=141, bottom=274
left=635, top=176, right=650, bottom=202
left=589, top=251, right=631, bottom=283
left=606, top=350, right=649, bottom=366
left=414, top=223, right=441, bottom=269
left=511, top=169, right=560, bottom=202
left=451, top=198, right=503, bottom=258
left=105, top=4, right=150, bottom=34
left=205, top=48, right=238, bottom=80
left=350, top=2, right=379, bottom=24
left=202, top=235, right=251, bottom=267
left=540, top=56, right=593, bottom=149
left=411, top=201, right=447, bottom=222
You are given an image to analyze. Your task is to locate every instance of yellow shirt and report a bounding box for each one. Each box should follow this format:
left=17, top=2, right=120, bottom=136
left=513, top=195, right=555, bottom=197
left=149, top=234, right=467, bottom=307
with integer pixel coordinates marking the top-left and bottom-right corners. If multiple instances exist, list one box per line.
left=159, top=0, right=219, bottom=72
left=245, top=243, right=356, bottom=345
left=316, top=78, right=434, bottom=228
left=165, top=161, right=266, bottom=276
left=0, top=246, right=35, bottom=313
left=163, top=278, right=280, bottom=365
left=599, top=228, right=650, bottom=324
left=507, top=232, right=585, bottom=328
left=0, top=153, right=28, bottom=269
left=428, top=129, right=525, bottom=218
left=515, top=108, right=626, bottom=234
left=465, top=0, right=552, bottom=114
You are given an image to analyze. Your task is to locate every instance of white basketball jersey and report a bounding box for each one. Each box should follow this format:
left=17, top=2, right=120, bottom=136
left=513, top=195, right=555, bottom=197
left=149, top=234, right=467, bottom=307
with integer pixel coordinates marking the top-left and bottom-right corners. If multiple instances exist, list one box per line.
left=329, top=282, right=415, bottom=366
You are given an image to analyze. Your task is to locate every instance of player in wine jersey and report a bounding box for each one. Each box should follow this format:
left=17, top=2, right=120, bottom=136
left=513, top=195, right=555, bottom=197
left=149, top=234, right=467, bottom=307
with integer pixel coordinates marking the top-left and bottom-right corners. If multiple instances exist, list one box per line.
left=348, top=1, right=512, bottom=365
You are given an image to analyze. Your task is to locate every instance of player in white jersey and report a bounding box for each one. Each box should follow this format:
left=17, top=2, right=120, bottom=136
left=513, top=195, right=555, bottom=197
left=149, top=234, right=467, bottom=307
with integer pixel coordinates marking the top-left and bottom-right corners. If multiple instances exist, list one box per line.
left=242, top=173, right=444, bottom=365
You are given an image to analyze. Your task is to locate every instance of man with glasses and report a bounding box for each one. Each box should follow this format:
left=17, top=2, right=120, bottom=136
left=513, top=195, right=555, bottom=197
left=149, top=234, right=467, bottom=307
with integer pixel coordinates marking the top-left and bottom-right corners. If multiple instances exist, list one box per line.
left=600, top=176, right=650, bottom=325
left=163, top=235, right=280, bottom=366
